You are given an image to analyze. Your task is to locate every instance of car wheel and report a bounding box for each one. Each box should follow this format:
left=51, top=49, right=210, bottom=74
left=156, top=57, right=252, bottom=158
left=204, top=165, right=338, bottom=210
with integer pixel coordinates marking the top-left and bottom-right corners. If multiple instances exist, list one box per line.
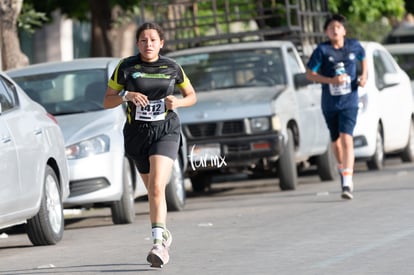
left=190, top=172, right=212, bottom=193
left=277, top=129, right=298, bottom=190
left=315, top=144, right=338, bottom=181
left=401, top=119, right=414, bottom=162
left=111, top=158, right=135, bottom=224
left=366, top=125, right=384, bottom=170
left=26, top=165, right=64, bottom=246
left=166, top=158, right=186, bottom=211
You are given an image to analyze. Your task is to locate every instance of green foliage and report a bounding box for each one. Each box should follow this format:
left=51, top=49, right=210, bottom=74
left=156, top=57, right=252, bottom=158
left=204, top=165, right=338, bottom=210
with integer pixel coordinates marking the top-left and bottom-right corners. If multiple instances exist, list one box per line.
left=327, top=0, right=405, bottom=41
left=328, top=0, right=405, bottom=21
left=17, top=3, right=48, bottom=33
left=346, top=18, right=392, bottom=42
left=23, top=0, right=138, bottom=22
left=167, top=0, right=285, bottom=38
left=112, top=5, right=140, bottom=28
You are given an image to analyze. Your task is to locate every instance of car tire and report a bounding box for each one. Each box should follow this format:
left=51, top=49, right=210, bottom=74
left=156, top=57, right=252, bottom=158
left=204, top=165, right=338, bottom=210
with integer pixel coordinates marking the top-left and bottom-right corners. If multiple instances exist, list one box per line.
left=166, top=158, right=186, bottom=211
left=26, top=165, right=64, bottom=246
left=190, top=172, right=212, bottom=193
left=111, top=158, right=135, bottom=224
left=277, top=129, right=298, bottom=190
left=401, top=119, right=414, bottom=162
left=366, top=125, right=384, bottom=170
left=315, top=144, right=338, bottom=181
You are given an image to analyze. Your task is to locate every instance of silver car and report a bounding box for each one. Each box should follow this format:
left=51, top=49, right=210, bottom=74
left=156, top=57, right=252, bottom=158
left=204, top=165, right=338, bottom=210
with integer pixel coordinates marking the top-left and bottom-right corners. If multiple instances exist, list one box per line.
left=7, top=58, right=187, bottom=225
left=0, top=71, right=69, bottom=245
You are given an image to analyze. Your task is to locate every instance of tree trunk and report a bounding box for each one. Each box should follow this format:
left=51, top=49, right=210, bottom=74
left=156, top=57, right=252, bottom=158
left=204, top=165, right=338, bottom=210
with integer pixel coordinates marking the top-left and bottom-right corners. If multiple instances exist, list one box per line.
left=89, top=0, right=112, bottom=57
left=0, top=0, right=28, bottom=70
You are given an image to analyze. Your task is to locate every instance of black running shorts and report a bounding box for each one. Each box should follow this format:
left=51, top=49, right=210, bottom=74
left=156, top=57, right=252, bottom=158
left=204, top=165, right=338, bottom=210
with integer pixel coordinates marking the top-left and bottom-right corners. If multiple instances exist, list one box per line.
left=123, top=112, right=181, bottom=174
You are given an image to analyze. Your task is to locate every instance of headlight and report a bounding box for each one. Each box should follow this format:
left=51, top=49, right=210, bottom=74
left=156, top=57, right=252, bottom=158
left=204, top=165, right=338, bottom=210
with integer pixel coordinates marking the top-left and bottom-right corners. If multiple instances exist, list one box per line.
left=271, top=115, right=281, bottom=131
left=66, top=135, right=110, bottom=160
left=250, top=117, right=270, bottom=132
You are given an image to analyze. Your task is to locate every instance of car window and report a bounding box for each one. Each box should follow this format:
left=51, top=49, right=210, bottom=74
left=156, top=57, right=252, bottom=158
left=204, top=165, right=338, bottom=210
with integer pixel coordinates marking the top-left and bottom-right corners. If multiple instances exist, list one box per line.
left=12, top=69, right=107, bottom=115
left=373, top=49, right=398, bottom=90
left=391, top=52, right=414, bottom=79
left=286, top=47, right=302, bottom=75
left=0, top=76, right=18, bottom=113
left=173, top=48, right=286, bottom=92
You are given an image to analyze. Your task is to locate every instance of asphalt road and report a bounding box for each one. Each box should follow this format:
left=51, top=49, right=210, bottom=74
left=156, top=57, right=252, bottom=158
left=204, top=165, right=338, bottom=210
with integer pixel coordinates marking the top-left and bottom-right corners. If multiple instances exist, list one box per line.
left=1, top=158, right=414, bottom=275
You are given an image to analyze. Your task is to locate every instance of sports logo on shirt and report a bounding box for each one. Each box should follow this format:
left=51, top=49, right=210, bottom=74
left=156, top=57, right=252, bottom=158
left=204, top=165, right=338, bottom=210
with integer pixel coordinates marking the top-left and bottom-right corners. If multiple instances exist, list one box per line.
left=132, top=71, right=171, bottom=79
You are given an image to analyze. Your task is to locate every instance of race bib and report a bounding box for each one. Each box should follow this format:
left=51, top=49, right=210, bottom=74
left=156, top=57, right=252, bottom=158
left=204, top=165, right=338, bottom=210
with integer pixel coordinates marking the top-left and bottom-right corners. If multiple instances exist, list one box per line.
left=329, top=76, right=351, bottom=96
left=135, top=99, right=166, bottom=121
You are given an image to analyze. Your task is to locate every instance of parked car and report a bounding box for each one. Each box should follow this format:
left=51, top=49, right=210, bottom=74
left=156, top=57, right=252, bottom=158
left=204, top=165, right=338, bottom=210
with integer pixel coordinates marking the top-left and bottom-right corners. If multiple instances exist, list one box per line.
left=353, top=41, right=414, bottom=169
left=167, top=41, right=337, bottom=192
left=383, top=26, right=414, bottom=44
left=0, top=71, right=69, bottom=245
left=385, top=43, right=414, bottom=91
left=7, top=58, right=187, bottom=224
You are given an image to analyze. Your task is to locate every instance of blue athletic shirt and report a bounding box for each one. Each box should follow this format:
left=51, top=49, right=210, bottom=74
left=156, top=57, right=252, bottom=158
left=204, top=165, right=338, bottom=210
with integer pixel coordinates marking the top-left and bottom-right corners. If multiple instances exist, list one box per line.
left=307, top=38, right=365, bottom=112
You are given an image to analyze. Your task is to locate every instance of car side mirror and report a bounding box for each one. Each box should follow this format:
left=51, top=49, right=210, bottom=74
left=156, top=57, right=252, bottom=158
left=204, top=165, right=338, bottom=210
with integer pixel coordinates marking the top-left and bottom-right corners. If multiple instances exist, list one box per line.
left=382, top=72, right=401, bottom=88
left=294, top=73, right=312, bottom=88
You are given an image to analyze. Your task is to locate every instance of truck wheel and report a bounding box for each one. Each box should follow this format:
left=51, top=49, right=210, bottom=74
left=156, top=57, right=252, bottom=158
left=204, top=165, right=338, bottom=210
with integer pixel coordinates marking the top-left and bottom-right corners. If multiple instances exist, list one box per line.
left=111, top=158, right=135, bottom=224
left=190, top=172, right=212, bottom=193
left=315, top=144, right=338, bottom=181
left=26, top=165, right=64, bottom=246
left=401, top=119, right=414, bottom=162
left=367, top=125, right=384, bottom=170
left=166, top=158, right=186, bottom=211
left=277, top=129, right=298, bottom=190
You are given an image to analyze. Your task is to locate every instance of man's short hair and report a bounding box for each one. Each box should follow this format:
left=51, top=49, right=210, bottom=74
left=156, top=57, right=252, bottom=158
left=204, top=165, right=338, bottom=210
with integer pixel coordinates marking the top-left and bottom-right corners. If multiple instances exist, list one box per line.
left=323, top=14, right=347, bottom=30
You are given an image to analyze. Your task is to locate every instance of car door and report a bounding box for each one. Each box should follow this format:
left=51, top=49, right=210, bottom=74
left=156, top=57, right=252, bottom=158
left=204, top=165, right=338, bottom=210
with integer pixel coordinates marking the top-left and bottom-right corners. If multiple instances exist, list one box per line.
left=0, top=78, right=21, bottom=216
left=374, top=49, right=412, bottom=151
left=287, top=47, right=327, bottom=155
left=1, top=76, right=45, bottom=209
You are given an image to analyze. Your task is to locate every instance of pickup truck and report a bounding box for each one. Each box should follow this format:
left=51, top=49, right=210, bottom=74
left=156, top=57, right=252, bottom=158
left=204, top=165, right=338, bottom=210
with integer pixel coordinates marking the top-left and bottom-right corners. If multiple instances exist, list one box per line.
left=167, top=41, right=338, bottom=192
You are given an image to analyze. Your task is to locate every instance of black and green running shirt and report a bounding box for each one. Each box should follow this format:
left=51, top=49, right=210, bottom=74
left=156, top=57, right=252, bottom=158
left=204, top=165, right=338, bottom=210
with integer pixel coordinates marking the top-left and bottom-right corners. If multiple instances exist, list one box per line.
left=108, top=54, right=190, bottom=123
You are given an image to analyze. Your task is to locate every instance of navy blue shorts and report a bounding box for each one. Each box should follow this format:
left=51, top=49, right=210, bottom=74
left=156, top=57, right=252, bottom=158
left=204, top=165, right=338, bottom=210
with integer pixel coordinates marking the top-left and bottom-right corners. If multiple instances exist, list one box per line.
left=123, top=112, right=181, bottom=174
left=323, top=108, right=358, bottom=141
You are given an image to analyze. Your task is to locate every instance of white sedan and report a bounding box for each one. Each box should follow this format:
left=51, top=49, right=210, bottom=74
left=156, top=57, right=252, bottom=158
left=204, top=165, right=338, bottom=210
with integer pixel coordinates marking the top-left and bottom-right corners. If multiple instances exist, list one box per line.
left=0, top=71, right=69, bottom=245
left=353, top=41, right=414, bottom=169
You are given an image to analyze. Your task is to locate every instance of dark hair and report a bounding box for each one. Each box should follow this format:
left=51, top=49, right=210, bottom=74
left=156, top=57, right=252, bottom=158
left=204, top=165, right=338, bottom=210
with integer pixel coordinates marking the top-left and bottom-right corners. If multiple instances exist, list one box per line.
left=323, top=14, right=347, bottom=30
left=135, top=22, right=165, bottom=41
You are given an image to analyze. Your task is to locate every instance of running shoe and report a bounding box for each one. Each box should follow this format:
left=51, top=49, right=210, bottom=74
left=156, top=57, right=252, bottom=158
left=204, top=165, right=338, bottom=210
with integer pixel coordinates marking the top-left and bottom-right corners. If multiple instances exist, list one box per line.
left=147, top=244, right=169, bottom=268
left=341, top=186, right=353, bottom=200
left=163, top=228, right=172, bottom=249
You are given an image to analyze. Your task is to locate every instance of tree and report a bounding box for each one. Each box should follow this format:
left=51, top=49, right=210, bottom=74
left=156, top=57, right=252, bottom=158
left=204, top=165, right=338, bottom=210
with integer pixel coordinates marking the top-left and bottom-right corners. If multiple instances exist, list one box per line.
left=328, top=0, right=406, bottom=41
left=13, top=0, right=410, bottom=65
left=0, top=0, right=29, bottom=70
left=24, top=0, right=139, bottom=57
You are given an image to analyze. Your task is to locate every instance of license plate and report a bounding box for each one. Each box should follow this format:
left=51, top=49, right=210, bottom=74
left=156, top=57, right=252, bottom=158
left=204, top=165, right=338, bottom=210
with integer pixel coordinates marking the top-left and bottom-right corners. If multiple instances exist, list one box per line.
left=189, top=144, right=221, bottom=162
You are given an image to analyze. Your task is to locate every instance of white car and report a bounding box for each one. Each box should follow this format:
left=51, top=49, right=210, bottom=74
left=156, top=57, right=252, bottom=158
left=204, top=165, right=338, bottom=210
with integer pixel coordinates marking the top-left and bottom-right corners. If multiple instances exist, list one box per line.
left=0, top=71, right=69, bottom=245
left=7, top=58, right=187, bottom=225
left=353, top=41, right=414, bottom=169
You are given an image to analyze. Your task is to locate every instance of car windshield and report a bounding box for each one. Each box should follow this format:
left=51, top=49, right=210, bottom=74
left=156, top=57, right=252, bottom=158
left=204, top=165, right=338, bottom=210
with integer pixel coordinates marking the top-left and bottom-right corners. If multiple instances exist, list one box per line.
left=392, top=53, right=414, bottom=79
left=12, top=69, right=107, bottom=115
left=173, top=48, right=286, bottom=92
